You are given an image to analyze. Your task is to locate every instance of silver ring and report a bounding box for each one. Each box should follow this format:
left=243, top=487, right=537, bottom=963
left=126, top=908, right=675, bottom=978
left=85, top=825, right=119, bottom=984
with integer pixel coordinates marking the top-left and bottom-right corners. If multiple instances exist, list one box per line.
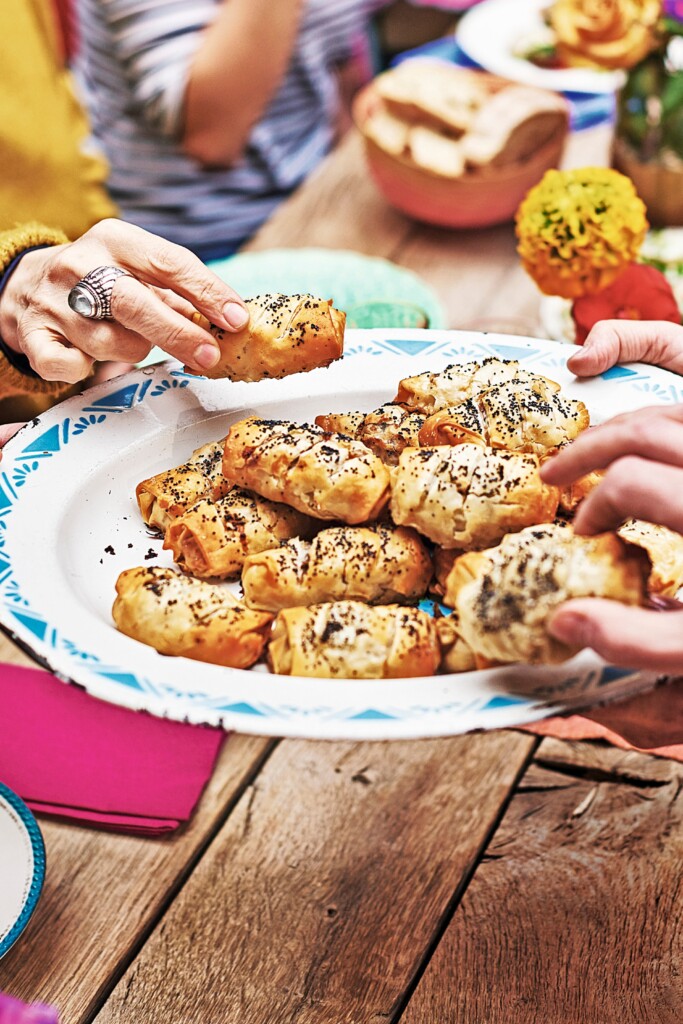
left=67, top=266, right=133, bottom=320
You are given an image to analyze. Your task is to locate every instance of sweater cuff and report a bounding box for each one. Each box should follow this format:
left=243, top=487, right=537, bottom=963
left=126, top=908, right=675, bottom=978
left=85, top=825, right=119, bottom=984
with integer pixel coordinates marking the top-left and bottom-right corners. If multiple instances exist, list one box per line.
left=0, top=223, right=69, bottom=271
left=0, top=224, right=74, bottom=399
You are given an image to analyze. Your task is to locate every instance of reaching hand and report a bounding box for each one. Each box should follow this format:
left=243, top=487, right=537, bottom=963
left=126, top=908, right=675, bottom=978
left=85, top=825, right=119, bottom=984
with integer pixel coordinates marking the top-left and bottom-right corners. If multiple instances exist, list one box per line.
left=541, top=404, right=683, bottom=536
left=541, top=329, right=683, bottom=671
left=567, top=319, right=683, bottom=378
left=0, top=219, right=249, bottom=383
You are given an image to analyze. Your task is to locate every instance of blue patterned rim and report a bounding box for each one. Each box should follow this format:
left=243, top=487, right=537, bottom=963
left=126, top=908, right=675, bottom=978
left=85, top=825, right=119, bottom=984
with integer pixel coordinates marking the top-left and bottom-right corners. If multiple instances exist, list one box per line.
left=0, top=782, right=46, bottom=959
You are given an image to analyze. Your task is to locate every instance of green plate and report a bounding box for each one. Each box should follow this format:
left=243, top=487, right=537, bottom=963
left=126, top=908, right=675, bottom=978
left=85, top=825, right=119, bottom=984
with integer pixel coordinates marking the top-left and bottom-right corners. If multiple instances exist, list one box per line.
left=209, top=248, right=446, bottom=329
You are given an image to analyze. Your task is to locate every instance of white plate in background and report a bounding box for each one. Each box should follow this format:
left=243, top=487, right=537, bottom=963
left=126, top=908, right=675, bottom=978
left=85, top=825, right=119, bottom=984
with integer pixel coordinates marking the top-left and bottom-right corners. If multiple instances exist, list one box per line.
left=456, top=0, right=624, bottom=94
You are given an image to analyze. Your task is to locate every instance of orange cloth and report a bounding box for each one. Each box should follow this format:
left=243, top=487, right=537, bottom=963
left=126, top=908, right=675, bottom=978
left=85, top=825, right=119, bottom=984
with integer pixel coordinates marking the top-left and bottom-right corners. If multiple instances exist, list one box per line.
left=521, top=677, right=683, bottom=762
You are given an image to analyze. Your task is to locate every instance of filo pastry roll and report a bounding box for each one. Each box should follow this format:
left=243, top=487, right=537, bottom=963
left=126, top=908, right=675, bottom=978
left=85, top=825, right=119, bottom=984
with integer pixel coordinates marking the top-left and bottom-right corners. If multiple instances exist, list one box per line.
left=394, top=357, right=559, bottom=414
left=390, top=444, right=559, bottom=550
left=136, top=439, right=230, bottom=532
left=222, top=417, right=391, bottom=523
left=451, top=524, right=650, bottom=665
left=313, top=411, right=367, bottom=437
left=618, top=518, right=683, bottom=597
left=418, top=378, right=589, bottom=455
left=190, top=293, right=345, bottom=381
left=242, top=524, right=433, bottom=611
left=164, top=489, right=317, bottom=579
left=112, top=566, right=272, bottom=668
left=268, top=601, right=441, bottom=678
left=317, top=404, right=425, bottom=465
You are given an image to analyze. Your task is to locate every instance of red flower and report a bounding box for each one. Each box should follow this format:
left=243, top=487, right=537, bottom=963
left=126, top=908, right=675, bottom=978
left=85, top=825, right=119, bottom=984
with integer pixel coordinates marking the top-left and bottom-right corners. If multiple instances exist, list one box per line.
left=572, top=263, right=680, bottom=344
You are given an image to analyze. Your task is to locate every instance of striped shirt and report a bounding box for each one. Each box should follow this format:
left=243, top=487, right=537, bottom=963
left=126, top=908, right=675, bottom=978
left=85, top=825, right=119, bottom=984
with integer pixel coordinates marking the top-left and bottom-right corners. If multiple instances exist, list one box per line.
left=75, top=0, right=379, bottom=260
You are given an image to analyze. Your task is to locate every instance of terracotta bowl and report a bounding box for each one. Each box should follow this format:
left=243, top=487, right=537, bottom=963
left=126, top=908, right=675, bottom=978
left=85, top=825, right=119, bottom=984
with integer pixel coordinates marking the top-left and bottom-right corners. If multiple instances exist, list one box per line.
left=353, top=79, right=569, bottom=230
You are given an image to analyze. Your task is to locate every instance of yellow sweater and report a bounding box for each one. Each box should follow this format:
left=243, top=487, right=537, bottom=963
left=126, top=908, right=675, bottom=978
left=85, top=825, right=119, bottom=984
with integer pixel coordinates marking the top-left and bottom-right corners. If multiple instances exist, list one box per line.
left=0, top=0, right=116, bottom=237
left=0, top=0, right=118, bottom=417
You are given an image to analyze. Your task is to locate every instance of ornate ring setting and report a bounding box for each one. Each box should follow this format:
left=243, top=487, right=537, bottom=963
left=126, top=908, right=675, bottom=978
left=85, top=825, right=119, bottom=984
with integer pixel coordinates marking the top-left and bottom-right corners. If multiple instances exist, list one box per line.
left=67, top=266, right=133, bottom=320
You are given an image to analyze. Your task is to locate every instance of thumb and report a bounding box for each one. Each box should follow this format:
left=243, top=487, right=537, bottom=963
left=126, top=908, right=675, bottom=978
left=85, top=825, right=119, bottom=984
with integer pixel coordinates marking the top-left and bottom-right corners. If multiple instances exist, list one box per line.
left=549, top=598, right=683, bottom=673
left=567, top=320, right=683, bottom=378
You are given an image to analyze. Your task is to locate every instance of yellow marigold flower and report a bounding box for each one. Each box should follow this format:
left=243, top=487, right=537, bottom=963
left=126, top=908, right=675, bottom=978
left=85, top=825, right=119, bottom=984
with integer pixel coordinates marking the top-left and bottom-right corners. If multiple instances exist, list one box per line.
left=515, top=166, right=648, bottom=299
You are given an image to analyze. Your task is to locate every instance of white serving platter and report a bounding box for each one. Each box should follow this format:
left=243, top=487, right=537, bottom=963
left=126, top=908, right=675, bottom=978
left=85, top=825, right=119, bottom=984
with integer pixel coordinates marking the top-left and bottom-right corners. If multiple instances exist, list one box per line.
left=0, top=329, right=676, bottom=740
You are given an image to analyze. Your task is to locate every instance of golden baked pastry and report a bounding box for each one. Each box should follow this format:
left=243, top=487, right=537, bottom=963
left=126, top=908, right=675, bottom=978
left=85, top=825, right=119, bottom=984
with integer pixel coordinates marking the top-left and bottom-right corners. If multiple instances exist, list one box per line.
left=222, top=417, right=391, bottom=524
left=432, top=546, right=459, bottom=598
left=394, top=357, right=560, bottom=414
left=314, top=411, right=367, bottom=437
left=453, top=524, right=650, bottom=664
left=189, top=293, right=345, bottom=382
left=112, top=566, right=272, bottom=668
left=358, top=404, right=426, bottom=464
left=618, top=518, right=683, bottom=598
left=242, top=524, right=433, bottom=611
left=136, top=439, right=231, bottom=533
left=316, top=404, right=425, bottom=465
left=268, top=600, right=440, bottom=678
left=558, top=469, right=603, bottom=514
left=390, top=444, right=560, bottom=549
left=418, top=378, right=589, bottom=455
left=163, top=489, right=317, bottom=580
left=435, top=614, right=477, bottom=673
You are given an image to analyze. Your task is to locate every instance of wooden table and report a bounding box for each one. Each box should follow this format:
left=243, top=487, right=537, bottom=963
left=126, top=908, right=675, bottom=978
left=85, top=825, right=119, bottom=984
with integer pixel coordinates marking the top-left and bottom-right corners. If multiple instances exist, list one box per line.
left=1, top=127, right=682, bottom=1024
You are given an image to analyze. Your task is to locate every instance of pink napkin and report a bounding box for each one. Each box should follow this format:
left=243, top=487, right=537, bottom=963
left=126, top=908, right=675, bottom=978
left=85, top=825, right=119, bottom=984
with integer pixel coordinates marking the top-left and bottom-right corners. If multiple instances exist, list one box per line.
left=0, top=664, right=225, bottom=835
left=520, top=678, right=683, bottom=762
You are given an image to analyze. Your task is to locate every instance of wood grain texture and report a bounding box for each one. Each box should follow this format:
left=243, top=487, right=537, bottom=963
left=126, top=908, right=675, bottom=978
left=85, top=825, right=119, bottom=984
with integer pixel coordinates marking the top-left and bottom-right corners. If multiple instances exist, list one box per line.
left=0, top=628, right=44, bottom=668
left=94, top=733, right=536, bottom=1024
left=0, top=734, right=274, bottom=1023
left=402, top=739, right=683, bottom=1024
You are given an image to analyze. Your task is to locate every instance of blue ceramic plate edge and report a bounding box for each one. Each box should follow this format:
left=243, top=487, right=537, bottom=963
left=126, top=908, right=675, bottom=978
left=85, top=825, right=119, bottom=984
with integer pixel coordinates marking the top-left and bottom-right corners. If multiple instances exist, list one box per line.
left=0, top=782, right=45, bottom=959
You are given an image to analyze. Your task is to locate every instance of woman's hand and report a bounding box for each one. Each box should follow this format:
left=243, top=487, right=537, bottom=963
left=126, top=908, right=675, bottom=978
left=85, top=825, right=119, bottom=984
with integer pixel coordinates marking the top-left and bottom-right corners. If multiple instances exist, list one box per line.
left=541, top=404, right=683, bottom=672
left=567, top=318, right=683, bottom=378
left=0, top=219, right=249, bottom=383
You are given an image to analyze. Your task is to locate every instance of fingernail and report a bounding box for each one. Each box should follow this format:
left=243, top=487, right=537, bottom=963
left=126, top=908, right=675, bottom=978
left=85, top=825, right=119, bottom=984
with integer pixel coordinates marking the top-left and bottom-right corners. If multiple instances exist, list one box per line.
left=223, top=301, right=249, bottom=330
left=193, top=343, right=220, bottom=370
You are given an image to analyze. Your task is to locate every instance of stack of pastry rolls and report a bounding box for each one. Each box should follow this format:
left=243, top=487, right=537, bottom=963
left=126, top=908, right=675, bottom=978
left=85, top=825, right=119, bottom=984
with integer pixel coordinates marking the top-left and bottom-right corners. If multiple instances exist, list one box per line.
left=114, top=351, right=667, bottom=677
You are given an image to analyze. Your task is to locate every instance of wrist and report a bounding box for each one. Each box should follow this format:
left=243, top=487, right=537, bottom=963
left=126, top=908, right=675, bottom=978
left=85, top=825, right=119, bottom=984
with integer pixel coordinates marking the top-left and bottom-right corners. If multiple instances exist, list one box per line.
left=0, top=247, right=54, bottom=353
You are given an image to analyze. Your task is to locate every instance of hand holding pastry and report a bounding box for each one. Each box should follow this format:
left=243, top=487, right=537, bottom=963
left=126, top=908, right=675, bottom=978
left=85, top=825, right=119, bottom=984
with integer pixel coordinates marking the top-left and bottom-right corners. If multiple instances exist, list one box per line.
left=451, top=524, right=650, bottom=665
left=540, top=402, right=683, bottom=671
left=0, top=219, right=249, bottom=382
